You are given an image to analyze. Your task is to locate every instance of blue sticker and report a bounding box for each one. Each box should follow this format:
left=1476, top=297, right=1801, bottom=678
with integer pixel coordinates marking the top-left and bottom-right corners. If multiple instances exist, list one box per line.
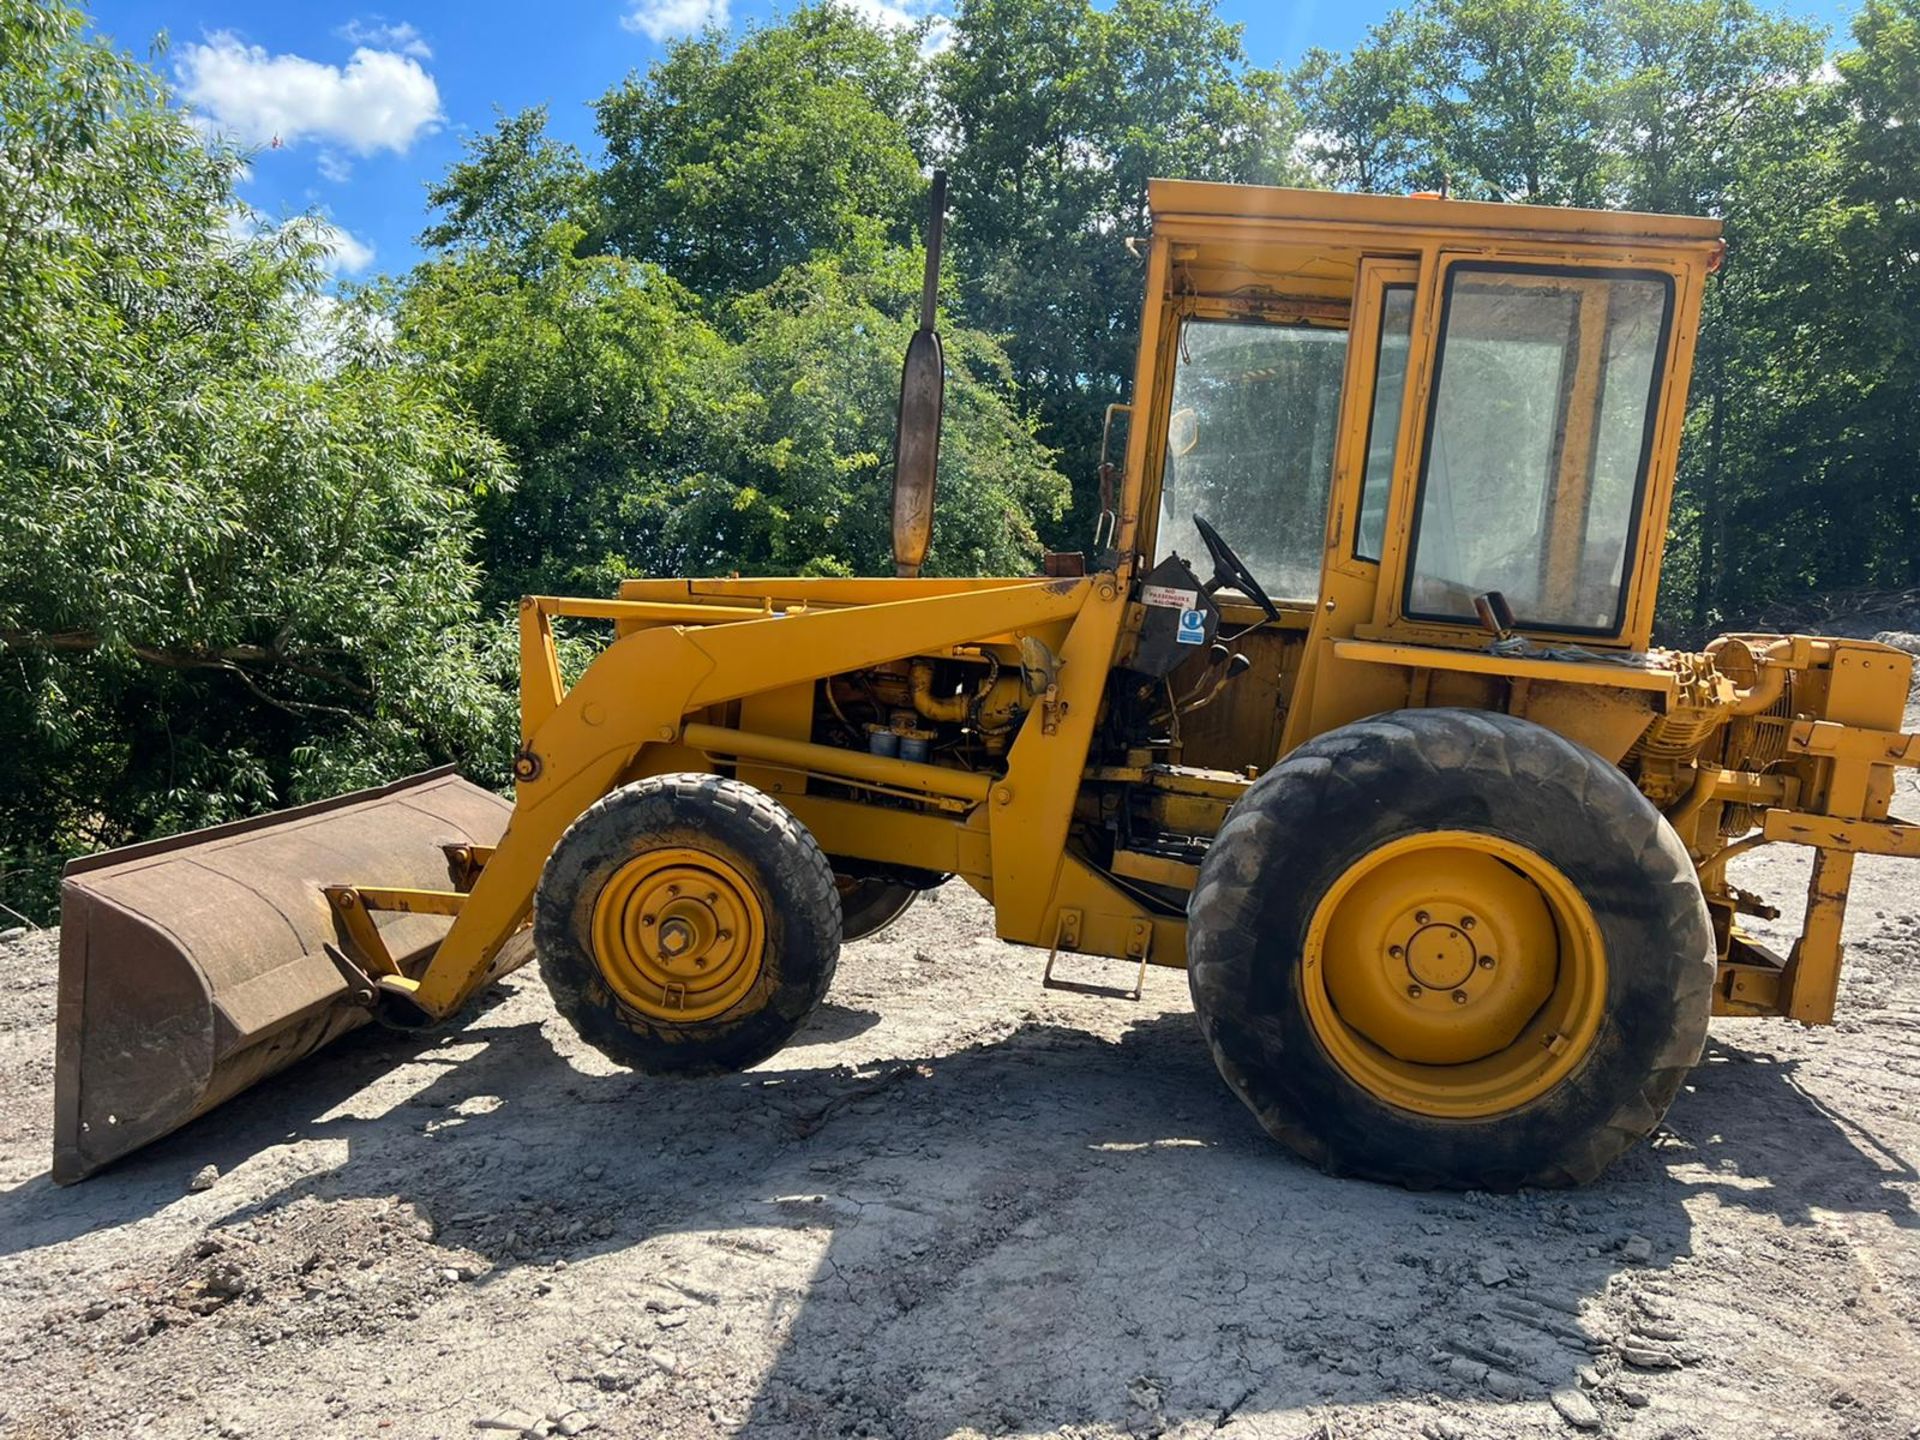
left=1176, top=608, right=1207, bottom=645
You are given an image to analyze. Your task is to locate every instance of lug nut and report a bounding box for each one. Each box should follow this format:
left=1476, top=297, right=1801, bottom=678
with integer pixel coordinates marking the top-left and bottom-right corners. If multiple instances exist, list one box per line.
left=1415, top=910, right=1431, bottom=925
left=1406, top=983, right=1424, bottom=998
left=642, top=914, right=656, bottom=926
left=1478, top=954, right=1495, bottom=969
left=1452, top=990, right=1469, bottom=1005
left=1389, top=944, right=1405, bottom=959
left=1460, top=916, right=1476, bottom=930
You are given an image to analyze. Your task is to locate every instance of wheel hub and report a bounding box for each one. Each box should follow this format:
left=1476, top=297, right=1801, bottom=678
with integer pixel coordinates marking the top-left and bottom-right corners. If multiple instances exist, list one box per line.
left=590, top=850, right=765, bottom=1022
left=1403, top=919, right=1478, bottom=992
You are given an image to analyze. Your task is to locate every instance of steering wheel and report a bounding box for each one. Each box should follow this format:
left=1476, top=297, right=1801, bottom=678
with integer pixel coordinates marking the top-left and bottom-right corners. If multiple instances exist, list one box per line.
left=1192, top=513, right=1282, bottom=623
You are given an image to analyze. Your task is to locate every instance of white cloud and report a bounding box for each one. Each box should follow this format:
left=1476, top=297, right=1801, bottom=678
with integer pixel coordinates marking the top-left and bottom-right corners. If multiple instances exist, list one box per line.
left=286, top=216, right=377, bottom=275
left=176, top=32, right=442, bottom=156
left=316, top=149, right=353, bottom=183
left=919, top=16, right=955, bottom=55
left=335, top=18, right=432, bottom=59
left=828, top=0, right=953, bottom=55
left=838, top=0, right=911, bottom=27
left=217, top=208, right=375, bottom=277
left=621, top=0, right=728, bottom=41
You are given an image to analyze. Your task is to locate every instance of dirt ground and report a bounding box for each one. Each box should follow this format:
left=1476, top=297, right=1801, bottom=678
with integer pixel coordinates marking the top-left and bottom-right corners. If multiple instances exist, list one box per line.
left=3, top=712, right=1919, bottom=1440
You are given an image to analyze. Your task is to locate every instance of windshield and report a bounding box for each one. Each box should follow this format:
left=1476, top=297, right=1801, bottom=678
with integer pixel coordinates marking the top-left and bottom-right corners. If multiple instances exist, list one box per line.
left=1155, top=318, right=1350, bottom=604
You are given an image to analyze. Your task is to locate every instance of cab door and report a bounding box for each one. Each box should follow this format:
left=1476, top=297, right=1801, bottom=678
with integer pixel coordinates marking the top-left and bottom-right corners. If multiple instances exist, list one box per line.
left=1285, top=251, right=1694, bottom=754
left=1145, top=295, right=1358, bottom=772
left=1279, top=256, right=1425, bottom=754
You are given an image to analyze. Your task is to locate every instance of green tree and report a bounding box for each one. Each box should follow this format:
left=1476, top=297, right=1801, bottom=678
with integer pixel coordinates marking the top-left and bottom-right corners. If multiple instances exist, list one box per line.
left=397, top=222, right=731, bottom=604
left=1822, top=0, right=1920, bottom=587
left=1598, top=0, right=1825, bottom=214
left=595, top=5, right=931, bottom=297
left=940, top=0, right=1302, bottom=539
left=418, top=106, right=597, bottom=270
left=1597, top=0, right=1830, bottom=630
left=1290, top=17, right=1432, bottom=192
left=408, top=11, right=1071, bottom=595
left=687, top=246, right=1070, bottom=577
left=1421, top=0, right=1610, bottom=202
left=0, top=1, right=512, bottom=917
left=399, top=218, right=1068, bottom=590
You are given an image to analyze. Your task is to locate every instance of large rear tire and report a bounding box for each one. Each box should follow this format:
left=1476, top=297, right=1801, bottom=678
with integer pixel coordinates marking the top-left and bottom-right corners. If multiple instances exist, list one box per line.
left=535, top=774, right=841, bottom=1075
left=1187, top=709, right=1713, bottom=1190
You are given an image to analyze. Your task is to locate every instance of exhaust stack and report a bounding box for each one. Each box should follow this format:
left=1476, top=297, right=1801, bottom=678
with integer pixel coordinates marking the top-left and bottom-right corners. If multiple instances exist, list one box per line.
left=891, top=170, right=947, bottom=579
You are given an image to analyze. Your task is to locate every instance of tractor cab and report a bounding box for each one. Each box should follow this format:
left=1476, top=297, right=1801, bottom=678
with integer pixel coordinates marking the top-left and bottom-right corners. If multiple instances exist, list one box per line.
left=1115, top=182, right=1716, bottom=779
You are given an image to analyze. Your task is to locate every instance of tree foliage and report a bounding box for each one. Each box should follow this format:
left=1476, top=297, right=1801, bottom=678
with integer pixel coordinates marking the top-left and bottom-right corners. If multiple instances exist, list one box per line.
left=405, top=124, right=1065, bottom=598
left=0, top=1, right=512, bottom=915
left=7, top=0, right=1920, bottom=915
left=940, top=0, right=1302, bottom=529
left=594, top=7, right=933, bottom=298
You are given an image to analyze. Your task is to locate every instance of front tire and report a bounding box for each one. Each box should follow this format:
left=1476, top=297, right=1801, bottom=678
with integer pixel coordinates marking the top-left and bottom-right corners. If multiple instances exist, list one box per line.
left=1187, top=709, right=1713, bottom=1190
left=535, top=774, right=841, bottom=1075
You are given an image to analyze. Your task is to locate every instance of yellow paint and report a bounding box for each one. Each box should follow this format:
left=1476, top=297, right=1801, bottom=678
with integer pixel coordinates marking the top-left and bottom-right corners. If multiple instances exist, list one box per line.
left=1301, top=831, right=1608, bottom=1118
left=1109, top=849, right=1201, bottom=890
left=401, top=578, right=1087, bottom=1018
left=590, top=848, right=765, bottom=1022
left=1330, top=639, right=1680, bottom=695
left=683, top=721, right=990, bottom=805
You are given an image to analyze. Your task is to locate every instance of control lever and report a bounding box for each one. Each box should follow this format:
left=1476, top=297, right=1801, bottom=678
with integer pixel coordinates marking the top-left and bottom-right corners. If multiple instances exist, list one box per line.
left=1179, top=650, right=1253, bottom=716
left=1173, top=643, right=1229, bottom=708
left=1473, top=590, right=1517, bottom=642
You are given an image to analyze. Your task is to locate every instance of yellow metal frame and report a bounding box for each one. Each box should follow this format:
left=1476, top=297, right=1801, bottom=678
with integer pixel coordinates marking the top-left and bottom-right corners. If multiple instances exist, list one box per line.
left=385, top=573, right=1166, bottom=1019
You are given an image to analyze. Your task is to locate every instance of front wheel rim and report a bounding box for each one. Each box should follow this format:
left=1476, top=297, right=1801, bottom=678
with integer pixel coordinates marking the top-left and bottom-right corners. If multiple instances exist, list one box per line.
left=1301, top=830, right=1607, bottom=1119
left=591, top=848, right=766, bottom=1022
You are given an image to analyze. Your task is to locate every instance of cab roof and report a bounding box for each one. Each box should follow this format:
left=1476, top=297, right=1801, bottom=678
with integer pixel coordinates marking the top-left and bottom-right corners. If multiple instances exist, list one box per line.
left=1147, top=179, right=1723, bottom=250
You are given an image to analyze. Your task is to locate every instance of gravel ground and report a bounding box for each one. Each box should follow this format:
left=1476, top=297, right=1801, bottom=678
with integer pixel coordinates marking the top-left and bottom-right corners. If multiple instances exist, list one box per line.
left=2, top=717, right=1918, bottom=1439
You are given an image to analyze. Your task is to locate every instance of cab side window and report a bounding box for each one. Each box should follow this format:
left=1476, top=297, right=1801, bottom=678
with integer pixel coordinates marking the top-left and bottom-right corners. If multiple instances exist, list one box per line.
left=1354, top=286, right=1415, bottom=563
left=1156, top=318, right=1350, bottom=604
left=1405, top=266, right=1671, bottom=633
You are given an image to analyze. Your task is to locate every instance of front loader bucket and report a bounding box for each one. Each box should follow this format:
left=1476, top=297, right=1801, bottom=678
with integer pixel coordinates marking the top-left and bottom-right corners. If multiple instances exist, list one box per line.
left=52, top=768, right=512, bottom=1184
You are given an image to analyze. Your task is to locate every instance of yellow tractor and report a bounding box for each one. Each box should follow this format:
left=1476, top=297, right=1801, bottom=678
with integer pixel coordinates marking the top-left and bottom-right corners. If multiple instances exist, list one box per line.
left=55, top=181, right=1920, bottom=1191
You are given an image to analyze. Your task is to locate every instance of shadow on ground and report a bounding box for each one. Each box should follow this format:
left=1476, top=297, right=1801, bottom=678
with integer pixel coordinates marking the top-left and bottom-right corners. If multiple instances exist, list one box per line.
left=3, top=989, right=1912, bottom=1434
left=1660, top=1035, right=1918, bottom=1226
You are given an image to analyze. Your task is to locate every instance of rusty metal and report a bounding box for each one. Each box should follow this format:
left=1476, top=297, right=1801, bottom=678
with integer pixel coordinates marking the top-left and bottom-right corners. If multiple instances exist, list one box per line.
left=891, top=170, right=947, bottom=579
left=52, top=769, right=511, bottom=1183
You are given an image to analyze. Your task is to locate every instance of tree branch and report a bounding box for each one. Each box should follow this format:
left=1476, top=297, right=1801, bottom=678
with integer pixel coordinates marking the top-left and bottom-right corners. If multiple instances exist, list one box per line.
left=0, top=630, right=372, bottom=698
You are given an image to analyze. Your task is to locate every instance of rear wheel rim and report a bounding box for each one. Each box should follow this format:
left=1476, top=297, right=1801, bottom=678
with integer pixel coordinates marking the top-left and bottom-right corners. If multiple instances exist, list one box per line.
left=1301, top=830, right=1606, bottom=1119
left=591, top=849, right=765, bottom=1022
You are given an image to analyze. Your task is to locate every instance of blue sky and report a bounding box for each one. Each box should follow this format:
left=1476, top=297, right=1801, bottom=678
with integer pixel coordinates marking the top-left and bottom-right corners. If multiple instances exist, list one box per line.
left=84, top=0, right=1860, bottom=283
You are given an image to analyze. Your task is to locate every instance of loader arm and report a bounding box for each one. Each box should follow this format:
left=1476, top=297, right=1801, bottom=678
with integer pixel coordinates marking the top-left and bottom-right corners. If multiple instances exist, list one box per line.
left=388, top=577, right=1103, bottom=1022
